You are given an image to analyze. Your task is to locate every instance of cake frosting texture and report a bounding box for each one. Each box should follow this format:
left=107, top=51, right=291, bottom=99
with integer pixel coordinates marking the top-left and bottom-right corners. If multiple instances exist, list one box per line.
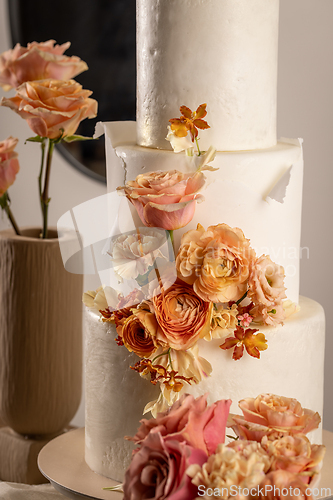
left=137, top=0, right=279, bottom=151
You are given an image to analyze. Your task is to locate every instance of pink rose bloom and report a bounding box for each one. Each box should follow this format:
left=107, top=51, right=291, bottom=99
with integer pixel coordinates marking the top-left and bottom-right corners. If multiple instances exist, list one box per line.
left=118, top=170, right=205, bottom=230
left=123, top=431, right=207, bottom=500
left=250, top=470, right=315, bottom=500
left=1, top=79, right=97, bottom=139
left=130, top=393, right=231, bottom=456
left=0, top=40, right=88, bottom=91
left=0, top=136, right=20, bottom=195
left=229, top=394, right=321, bottom=442
left=262, top=434, right=325, bottom=483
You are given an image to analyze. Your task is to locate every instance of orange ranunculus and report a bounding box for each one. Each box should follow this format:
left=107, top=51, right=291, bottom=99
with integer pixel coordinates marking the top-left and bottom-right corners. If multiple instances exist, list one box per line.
left=118, top=170, right=205, bottom=231
left=120, top=308, right=159, bottom=358
left=152, top=280, right=213, bottom=350
left=176, top=223, right=256, bottom=303
left=0, top=40, right=87, bottom=91
left=1, top=79, right=97, bottom=139
left=0, top=136, right=20, bottom=195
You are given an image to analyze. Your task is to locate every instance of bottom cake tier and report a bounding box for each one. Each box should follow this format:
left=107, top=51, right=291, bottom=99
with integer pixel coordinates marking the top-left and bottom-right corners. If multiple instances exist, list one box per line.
left=84, top=296, right=325, bottom=482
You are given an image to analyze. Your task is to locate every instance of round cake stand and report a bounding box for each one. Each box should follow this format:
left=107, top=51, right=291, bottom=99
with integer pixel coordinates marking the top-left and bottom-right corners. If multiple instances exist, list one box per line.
left=38, top=427, right=121, bottom=500
left=38, top=428, right=333, bottom=500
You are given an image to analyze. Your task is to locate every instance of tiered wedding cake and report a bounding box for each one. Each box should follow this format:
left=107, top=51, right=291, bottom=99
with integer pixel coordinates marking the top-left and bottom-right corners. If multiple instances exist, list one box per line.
left=84, top=0, right=325, bottom=482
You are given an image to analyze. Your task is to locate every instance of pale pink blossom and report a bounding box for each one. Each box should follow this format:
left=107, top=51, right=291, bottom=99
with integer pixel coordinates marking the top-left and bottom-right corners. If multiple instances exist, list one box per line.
left=0, top=136, right=20, bottom=195
left=238, top=313, right=253, bottom=327
left=0, top=40, right=87, bottom=91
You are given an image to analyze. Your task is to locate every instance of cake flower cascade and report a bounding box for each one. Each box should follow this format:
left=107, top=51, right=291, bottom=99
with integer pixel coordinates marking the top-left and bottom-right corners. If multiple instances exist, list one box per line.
left=83, top=104, right=297, bottom=416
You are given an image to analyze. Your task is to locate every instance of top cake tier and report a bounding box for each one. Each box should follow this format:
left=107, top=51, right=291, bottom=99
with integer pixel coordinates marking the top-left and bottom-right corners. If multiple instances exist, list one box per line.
left=137, top=0, right=279, bottom=151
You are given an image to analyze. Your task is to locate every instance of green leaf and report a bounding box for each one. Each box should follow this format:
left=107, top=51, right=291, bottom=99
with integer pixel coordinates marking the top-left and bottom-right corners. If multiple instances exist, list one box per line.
left=63, top=134, right=97, bottom=143
left=25, top=136, right=45, bottom=143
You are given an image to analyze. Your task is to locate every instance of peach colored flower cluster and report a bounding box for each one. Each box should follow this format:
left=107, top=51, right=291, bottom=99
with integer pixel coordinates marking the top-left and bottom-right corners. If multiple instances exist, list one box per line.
left=121, top=393, right=324, bottom=500
left=176, top=223, right=288, bottom=327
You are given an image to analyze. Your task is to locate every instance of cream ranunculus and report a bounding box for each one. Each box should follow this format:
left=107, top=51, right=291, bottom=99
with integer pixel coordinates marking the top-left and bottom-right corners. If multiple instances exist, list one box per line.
left=208, top=303, right=239, bottom=340
left=107, top=227, right=170, bottom=281
left=187, top=442, right=268, bottom=500
left=176, top=223, right=256, bottom=303
left=1, top=79, right=97, bottom=139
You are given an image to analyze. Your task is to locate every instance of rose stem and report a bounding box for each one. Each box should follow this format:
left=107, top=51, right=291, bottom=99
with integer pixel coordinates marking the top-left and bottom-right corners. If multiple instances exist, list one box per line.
left=3, top=193, right=20, bottom=235
left=38, top=138, right=46, bottom=217
left=41, top=139, right=55, bottom=239
left=168, top=230, right=175, bottom=252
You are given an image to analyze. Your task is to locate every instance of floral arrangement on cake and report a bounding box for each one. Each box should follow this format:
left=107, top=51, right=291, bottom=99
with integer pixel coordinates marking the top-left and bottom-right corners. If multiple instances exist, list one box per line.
left=0, top=40, right=98, bottom=238
left=105, top=392, right=325, bottom=500
left=83, top=104, right=298, bottom=416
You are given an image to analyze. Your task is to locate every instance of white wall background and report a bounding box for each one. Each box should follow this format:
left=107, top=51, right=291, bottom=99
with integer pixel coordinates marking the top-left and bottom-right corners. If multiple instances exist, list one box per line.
left=0, top=0, right=332, bottom=431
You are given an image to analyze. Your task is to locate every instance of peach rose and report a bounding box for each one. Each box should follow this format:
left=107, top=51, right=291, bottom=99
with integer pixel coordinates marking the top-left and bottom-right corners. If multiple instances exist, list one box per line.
left=250, top=470, right=315, bottom=500
left=131, top=393, right=231, bottom=456
left=229, top=394, right=321, bottom=442
left=1, top=79, right=97, bottom=139
left=123, top=431, right=207, bottom=500
left=118, top=169, right=205, bottom=230
left=0, top=40, right=87, bottom=91
left=176, top=223, right=256, bottom=303
left=153, top=280, right=213, bottom=350
left=262, top=434, right=325, bottom=482
left=120, top=308, right=159, bottom=357
left=0, top=136, right=20, bottom=195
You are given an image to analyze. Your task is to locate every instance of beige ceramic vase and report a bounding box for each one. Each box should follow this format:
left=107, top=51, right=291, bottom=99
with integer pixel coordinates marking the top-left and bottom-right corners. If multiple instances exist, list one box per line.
left=0, top=227, right=83, bottom=436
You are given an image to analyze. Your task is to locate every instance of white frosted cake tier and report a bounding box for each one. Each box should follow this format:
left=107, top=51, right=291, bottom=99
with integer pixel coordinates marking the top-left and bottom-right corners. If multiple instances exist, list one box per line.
left=84, top=309, right=160, bottom=482
left=103, top=121, right=303, bottom=304
left=84, top=296, right=325, bottom=482
left=137, top=0, right=279, bottom=151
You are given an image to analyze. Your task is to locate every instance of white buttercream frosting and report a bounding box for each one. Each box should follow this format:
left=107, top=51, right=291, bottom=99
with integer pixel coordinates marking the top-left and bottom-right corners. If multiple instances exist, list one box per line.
left=137, top=0, right=279, bottom=150
left=84, top=297, right=325, bottom=481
